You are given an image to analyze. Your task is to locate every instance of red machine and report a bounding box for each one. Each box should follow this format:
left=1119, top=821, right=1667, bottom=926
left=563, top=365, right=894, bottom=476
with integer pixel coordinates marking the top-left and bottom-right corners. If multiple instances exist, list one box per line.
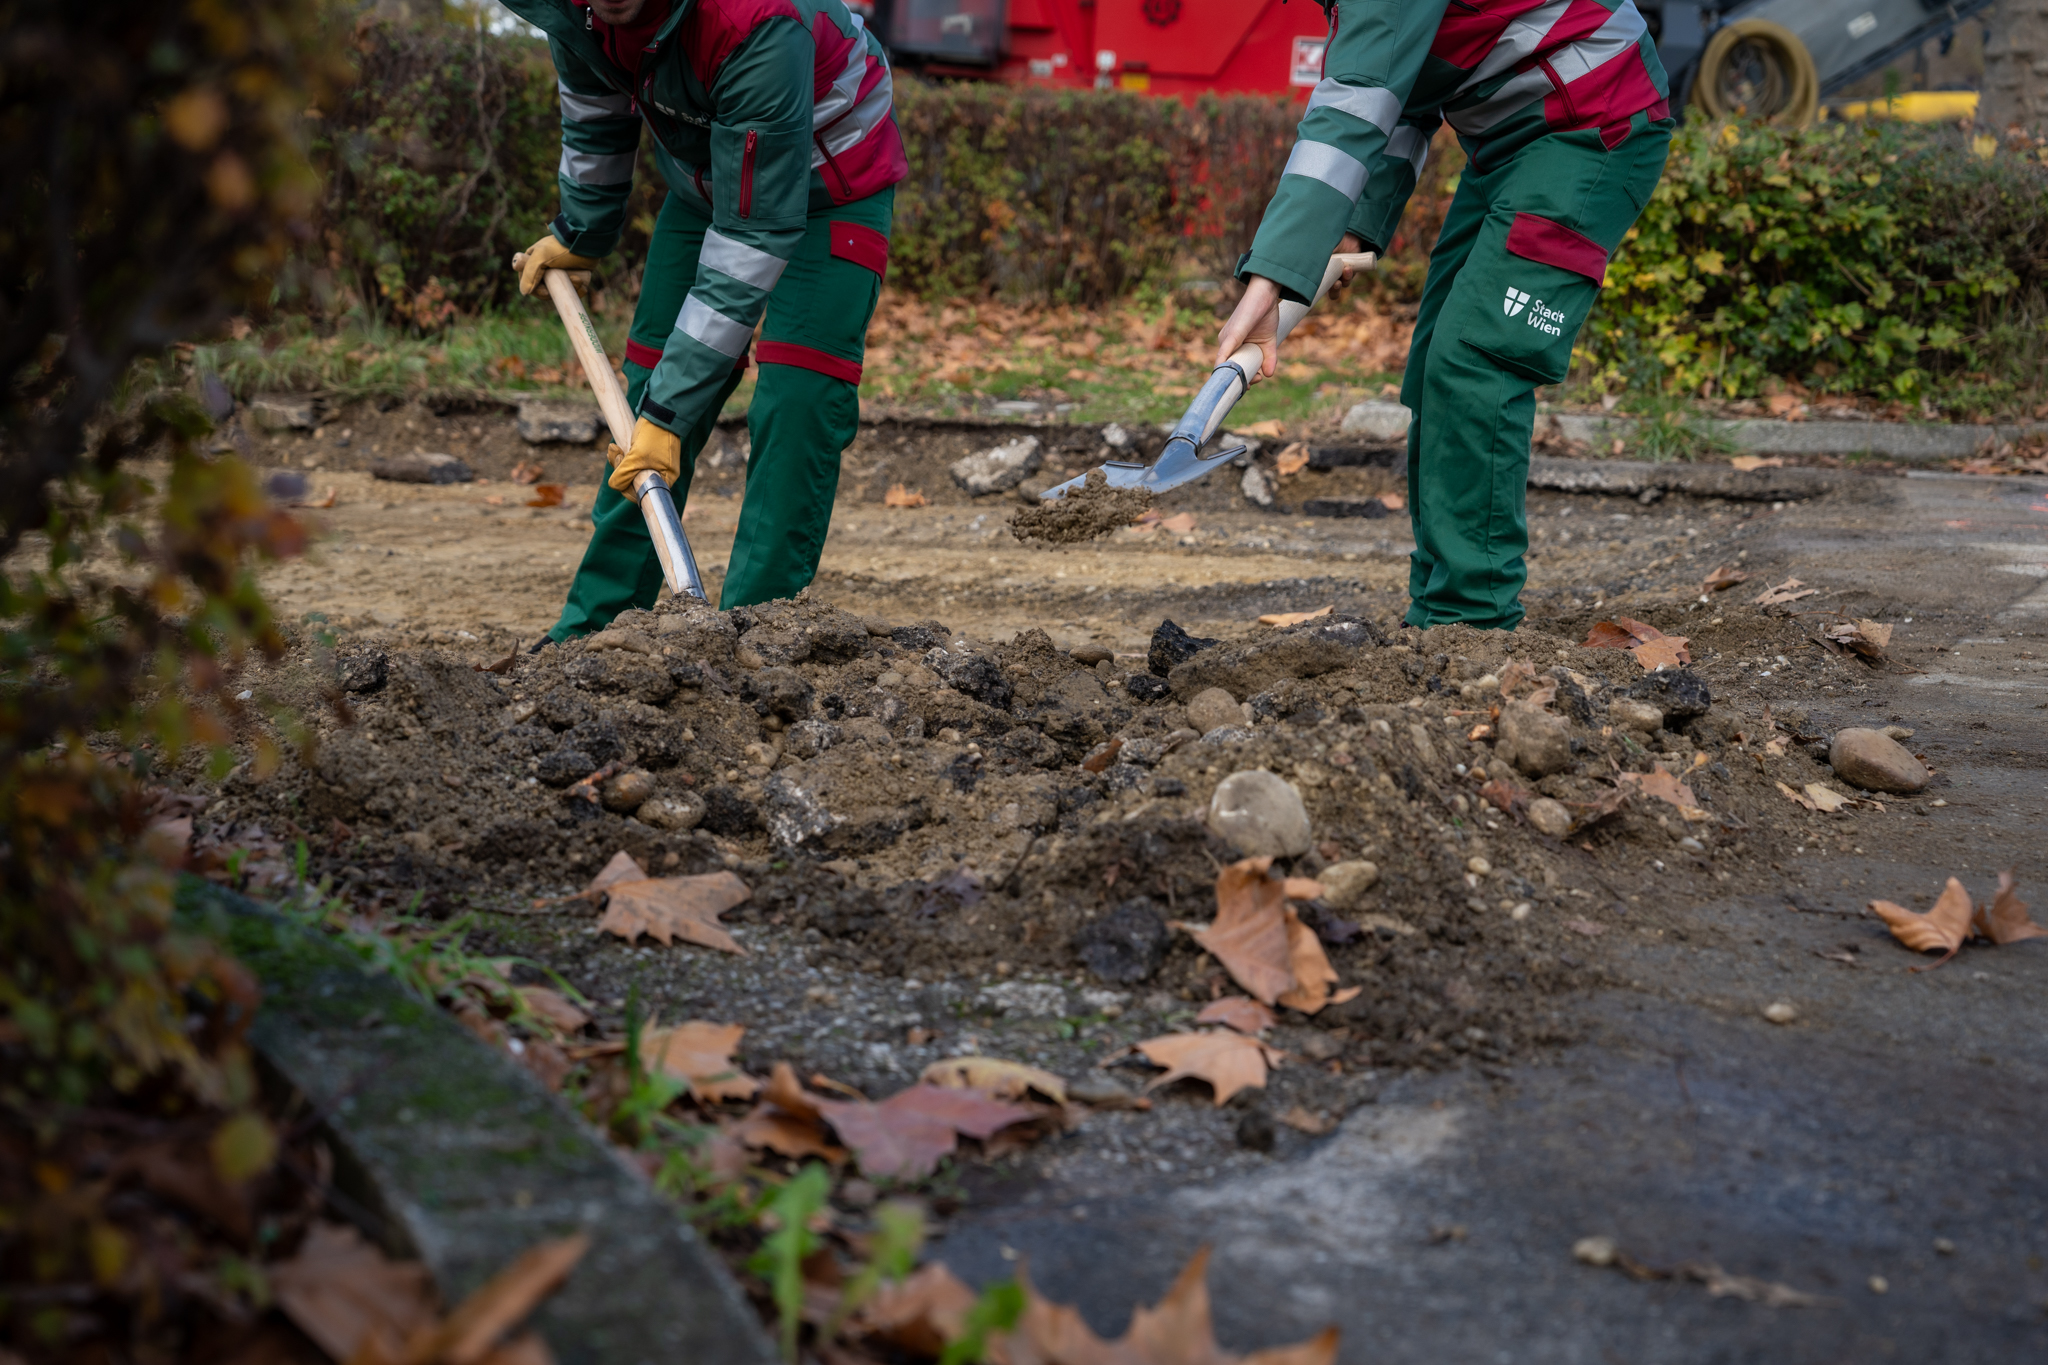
left=879, top=0, right=1328, bottom=100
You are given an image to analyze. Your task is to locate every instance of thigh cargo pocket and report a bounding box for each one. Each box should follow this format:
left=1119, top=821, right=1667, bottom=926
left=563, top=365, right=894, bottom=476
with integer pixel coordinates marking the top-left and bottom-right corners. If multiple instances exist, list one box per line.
left=1464, top=212, right=1607, bottom=385
left=829, top=221, right=889, bottom=280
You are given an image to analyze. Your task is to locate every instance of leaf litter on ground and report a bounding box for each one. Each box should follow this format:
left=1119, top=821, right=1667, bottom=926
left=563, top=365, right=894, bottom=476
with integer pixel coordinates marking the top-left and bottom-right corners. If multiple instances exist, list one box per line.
left=1171, top=858, right=1358, bottom=1012
left=596, top=870, right=752, bottom=952
left=1870, top=871, right=2046, bottom=967
left=1578, top=616, right=1691, bottom=670
left=1131, top=1030, right=1286, bottom=1106
left=734, top=1063, right=1042, bottom=1180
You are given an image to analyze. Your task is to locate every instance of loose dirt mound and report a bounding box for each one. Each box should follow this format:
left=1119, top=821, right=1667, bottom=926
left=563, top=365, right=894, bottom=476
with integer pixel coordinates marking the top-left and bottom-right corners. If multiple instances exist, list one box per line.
left=206, top=592, right=1851, bottom=1072
left=1009, top=468, right=1153, bottom=544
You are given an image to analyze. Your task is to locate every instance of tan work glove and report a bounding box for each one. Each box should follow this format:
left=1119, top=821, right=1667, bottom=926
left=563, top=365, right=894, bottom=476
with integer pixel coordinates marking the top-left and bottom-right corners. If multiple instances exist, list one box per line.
left=518, top=233, right=600, bottom=296
left=607, top=417, right=684, bottom=496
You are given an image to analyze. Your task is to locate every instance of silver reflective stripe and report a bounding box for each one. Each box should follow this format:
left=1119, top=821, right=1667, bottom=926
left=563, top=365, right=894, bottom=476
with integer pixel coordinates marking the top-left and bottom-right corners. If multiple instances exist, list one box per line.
left=560, top=147, right=635, bottom=185
left=1547, top=1, right=1648, bottom=84
left=1460, top=0, right=1573, bottom=90
left=1281, top=139, right=1368, bottom=201
left=1303, top=79, right=1401, bottom=133
left=701, top=228, right=787, bottom=292
left=819, top=66, right=893, bottom=159
left=559, top=82, right=635, bottom=122
left=675, top=295, right=753, bottom=358
left=1443, top=68, right=1551, bottom=137
left=814, top=37, right=867, bottom=129
left=1387, top=124, right=1430, bottom=178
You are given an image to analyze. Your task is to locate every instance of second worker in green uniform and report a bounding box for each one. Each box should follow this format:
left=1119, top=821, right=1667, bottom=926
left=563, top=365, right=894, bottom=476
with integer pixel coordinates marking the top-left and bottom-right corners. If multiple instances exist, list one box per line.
left=505, top=0, right=906, bottom=639
left=1218, top=0, right=1674, bottom=631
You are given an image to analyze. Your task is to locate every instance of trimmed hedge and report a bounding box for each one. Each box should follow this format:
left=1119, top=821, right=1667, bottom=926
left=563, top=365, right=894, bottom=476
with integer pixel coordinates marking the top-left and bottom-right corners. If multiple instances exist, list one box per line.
left=1588, top=119, right=2048, bottom=401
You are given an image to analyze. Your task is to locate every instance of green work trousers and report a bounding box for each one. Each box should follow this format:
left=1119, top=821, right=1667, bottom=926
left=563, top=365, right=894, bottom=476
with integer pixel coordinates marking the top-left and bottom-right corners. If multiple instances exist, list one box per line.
left=1400, top=113, right=1672, bottom=630
left=547, top=187, right=892, bottom=639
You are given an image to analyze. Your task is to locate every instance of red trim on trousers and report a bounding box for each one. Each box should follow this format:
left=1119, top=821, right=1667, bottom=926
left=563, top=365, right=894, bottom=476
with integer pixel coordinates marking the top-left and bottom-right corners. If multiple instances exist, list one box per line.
left=829, top=220, right=890, bottom=278
left=626, top=338, right=748, bottom=374
left=756, top=340, right=861, bottom=384
left=1505, top=212, right=1609, bottom=281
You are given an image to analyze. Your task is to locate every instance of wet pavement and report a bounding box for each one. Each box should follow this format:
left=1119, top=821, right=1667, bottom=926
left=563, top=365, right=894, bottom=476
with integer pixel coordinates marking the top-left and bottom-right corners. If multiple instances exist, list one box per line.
left=931, top=467, right=2048, bottom=1362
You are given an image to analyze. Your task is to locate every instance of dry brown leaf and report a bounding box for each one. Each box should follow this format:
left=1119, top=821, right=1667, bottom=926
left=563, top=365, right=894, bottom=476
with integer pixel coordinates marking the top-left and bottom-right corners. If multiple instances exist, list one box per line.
left=1256, top=605, right=1332, bottom=628
left=410, top=1233, right=590, bottom=1365
left=1135, top=1030, right=1282, bottom=1106
left=1274, top=442, right=1310, bottom=477
left=1617, top=767, right=1698, bottom=810
left=1728, top=455, right=1785, bottom=471
left=884, top=483, right=928, bottom=508
left=1870, top=877, right=1973, bottom=964
left=1630, top=635, right=1692, bottom=670
left=1377, top=492, right=1405, bottom=511
left=1158, top=512, right=1197, bottom=534
left=1752, top=577, right=1818, bottom=607
left=1802, top=783, right=1850, bottom=813
left=1177, top=859, right=1294, bottom=1005
left=1821, top=618, right=1892, bottom=659
left=1278, top=1106, right=1335, bottom=1136
left=509, top=461, right=544, bottom=485
left=596, top=872, right=751, bottom=952
left=1775, top=780, right=1815, bottom=811
left=920, top=1056, right=1068, bottom=1105
left=585, top=850, right=647, bottom=897
left=1972, top=870, right=2046, bottom=945
left=1009, top=1246, right=1339, bottom=1365
left=1276, top=907, right=1341, bottom=1014
left=643, top=1020, right=759, bottom=1102
left=1701, top=564, right=1749, bottom=593
left=855, top=1262, right=977, bottom=1356
left=1237, top=419, right=1287, bottom=438
left=1580, top=620, right=1638, bottom=649
left=1195, top=997, right=1277, bottom=1035
left=815, top=1084, right=1040, bottom=1180
left=271, top=1222, right=438, bottom=1365
left=525, top=483, right=565, bottom=509
left=1479, top=776, right=1529, bottom=816
left=515, top=986, right=589, bottom=1036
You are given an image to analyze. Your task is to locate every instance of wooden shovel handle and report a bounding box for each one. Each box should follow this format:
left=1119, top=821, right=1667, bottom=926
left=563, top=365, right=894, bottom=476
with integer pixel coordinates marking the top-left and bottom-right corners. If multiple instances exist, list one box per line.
left=511, top=252, right=634, bottom=450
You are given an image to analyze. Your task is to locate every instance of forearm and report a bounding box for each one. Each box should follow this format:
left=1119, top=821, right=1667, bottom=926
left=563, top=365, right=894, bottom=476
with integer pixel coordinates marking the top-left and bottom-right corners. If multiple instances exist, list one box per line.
left=550, top=44, right=640, bottom=256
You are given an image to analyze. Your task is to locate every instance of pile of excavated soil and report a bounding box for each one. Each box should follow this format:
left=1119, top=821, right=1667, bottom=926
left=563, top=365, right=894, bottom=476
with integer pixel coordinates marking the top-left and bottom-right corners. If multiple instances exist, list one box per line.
left=1009, top=469, right=1153, bottom=544
left=201, top=591, right=1862, bottom=1074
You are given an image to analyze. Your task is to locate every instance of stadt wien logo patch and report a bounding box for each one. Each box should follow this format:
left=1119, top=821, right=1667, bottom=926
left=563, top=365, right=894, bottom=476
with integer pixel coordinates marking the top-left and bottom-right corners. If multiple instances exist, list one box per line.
left=1503, top=287, right=1531, bottom=318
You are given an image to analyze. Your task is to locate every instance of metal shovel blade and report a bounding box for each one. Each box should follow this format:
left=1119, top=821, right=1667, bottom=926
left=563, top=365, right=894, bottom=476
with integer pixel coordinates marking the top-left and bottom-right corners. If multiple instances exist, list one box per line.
left=1039, top=441, right=1249, bottom=501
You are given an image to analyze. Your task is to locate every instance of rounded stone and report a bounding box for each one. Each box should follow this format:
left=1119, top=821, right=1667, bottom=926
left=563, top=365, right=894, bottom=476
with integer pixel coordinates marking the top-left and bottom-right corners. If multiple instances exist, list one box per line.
left=1206, top=769, right=1312, bottom=858
left=601, top=769, right=659, bottom=813
left=1829, top=727, right=1929, bottom=794
left=1527, top=797, right=1572, bottom=838
left=636, top=791, right=706, bottom=831
left=1318, top=860, right=1380, bottom=909
left=1498, top=701, right=1573, bottom=777
left=1070, top=645, right=1114, bottom=666
left=1186, top=686, right=1245, bottom=736
left=1466, top=855, right=1492, bottom=876
left=1608, top=697, right=1664, bottom=734
left=1763, top=1001, right=1798, bottom=1025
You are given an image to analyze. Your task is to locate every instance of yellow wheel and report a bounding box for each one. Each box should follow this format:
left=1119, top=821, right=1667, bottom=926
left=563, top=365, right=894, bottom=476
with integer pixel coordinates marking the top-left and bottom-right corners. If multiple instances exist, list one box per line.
left=1693, top=19, right=1820, bottom=127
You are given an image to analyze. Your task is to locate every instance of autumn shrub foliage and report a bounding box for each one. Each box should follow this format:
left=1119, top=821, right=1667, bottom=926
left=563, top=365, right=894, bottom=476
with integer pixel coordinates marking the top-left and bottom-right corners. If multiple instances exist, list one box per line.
left=1, top=0, right=330, bottom=1354
left=1587, top=118, right=2048, bottom=401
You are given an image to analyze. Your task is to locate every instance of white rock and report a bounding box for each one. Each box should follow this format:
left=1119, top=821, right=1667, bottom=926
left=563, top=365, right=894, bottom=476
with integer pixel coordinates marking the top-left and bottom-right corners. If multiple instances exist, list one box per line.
left=1101, top=422, right=1133, bottom=450
left=1206, top=769, right=1312, bottom=858
left=1186, top=687, right=1243, bottom=736
left=1319, top=860, right=1380, bottom=908
left=250, top=394, right=317, bottom=431
left=1240, top=464, right=1274, bottom=507
left=1527, top=797, right=1571, bottom=838
left=950, top=436, right=1044, bottom=494
left=1340, top=400, right=1411, bottom=442
left=1609, top=697, right=1664, bottom=734
left=515, top=400, right=601, bottom=444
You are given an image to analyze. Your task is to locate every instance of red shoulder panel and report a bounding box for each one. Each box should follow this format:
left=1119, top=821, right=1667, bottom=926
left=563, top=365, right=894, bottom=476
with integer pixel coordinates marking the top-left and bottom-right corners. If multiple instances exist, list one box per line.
left=680, top=0, right=804, bottom=89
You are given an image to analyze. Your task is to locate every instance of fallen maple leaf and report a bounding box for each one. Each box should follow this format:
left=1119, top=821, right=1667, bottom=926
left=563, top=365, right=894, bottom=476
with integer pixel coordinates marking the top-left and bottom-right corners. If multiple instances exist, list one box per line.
left=515, top=986, right=589, bottom=1036
left=1701, top=564, right=1749, bottom=593
left=271, top=1223, right=438, bottom=1365
left=509, top=460, right=545, bottom=485
left=1803, top=783, right=1850, bottom=813
left=1278, top=907, right=1354, bottom=1013
left=1195, top=997, right=1276, bottom=1035
left=411, top=1233, right=590, bottom=1365
left=1011, top=1246, right=1338, bottom=1365
left=1175, top=859, right=1333, bottom=1007
left=596, top=872, right=751, bottom=952
left=643, top=1020, right=759, bottom=1102
left=1257, top=605, right=1332, bottom=628
left=1870, top=877, right=1974, bottom=965
left=1728, top=455, right=1785, bottom=472
left=817, top=1085, right=1039, bottom=1180
left=1630, top=635, right=1692, bottom=670
left=1617, top=767, right=1703, bottom=818
left=734, top=1062, right=849, bottom=1162
left=1135, top=1029, right=1283, bottom=1105
left=884, top=483, right=928, bottom=508
left=1274, top=442, right=1310, bottom=476
left=586, top=851, right=647, bottom=896
left=920, top=1055, right=1068, bottom=1105
left=1776, top=780, right=1816, bottom=811
left=1972, top=870, right=2046, bottom=945
left=1580, top=620, right=1638, bottom=649
left=855, top=1262, right=977, bottom=1357
left=1752, top=577, right=1818, bottom=607
left=526, top=483, right=565, bottom=508
left=1237, top=419, right=1287, bottom=438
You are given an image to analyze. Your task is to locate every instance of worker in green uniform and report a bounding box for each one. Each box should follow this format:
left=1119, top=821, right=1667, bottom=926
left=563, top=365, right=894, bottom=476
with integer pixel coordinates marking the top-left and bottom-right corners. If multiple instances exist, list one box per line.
left=1218, top=0, right=1674, bottom=629
left=507, top=0, right=906, bottom=638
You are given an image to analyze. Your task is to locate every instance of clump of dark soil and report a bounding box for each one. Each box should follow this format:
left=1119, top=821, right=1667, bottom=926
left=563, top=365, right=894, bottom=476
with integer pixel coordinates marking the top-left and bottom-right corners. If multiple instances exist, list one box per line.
left=202, top=591, right=1856, bottom=1079
left=1009, top=468, right=1152, bottom=544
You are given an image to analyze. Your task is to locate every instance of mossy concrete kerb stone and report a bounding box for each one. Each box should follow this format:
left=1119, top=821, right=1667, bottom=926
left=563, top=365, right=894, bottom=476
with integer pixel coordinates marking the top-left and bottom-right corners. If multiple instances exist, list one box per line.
left=175, top=881, right=776, bottom=1365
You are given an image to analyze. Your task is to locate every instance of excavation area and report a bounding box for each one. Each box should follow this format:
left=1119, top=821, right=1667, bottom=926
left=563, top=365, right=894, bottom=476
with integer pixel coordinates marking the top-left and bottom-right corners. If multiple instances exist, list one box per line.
left=197, top=401, right=2048, bottom=1360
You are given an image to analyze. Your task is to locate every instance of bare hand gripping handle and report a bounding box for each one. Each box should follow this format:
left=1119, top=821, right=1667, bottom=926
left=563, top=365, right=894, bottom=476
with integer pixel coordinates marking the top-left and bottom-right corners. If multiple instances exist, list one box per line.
left=512, top=253, right=709, bottom=602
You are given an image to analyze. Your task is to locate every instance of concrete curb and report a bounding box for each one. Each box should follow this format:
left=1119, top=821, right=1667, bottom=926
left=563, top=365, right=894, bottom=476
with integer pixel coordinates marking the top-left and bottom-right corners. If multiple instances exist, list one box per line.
left=176, top=881, right=776, bottom=1365
left=1527, top=456, right=1848, bottom=502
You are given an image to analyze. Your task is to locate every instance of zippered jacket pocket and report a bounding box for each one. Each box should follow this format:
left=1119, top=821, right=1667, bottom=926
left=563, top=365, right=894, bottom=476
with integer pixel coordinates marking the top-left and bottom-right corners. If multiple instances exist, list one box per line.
left=710, top=120, right=808, bottom=232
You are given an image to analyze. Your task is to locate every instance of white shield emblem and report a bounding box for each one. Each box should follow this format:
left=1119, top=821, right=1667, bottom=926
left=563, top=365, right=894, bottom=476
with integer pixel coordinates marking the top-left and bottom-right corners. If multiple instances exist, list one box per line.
left=1503, top=287, right=1531, bottom=318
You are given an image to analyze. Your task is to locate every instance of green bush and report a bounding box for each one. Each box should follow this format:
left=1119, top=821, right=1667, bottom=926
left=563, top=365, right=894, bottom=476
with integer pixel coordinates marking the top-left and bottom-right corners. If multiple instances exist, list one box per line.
left=1585, top=118, right=2048, bottom=403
